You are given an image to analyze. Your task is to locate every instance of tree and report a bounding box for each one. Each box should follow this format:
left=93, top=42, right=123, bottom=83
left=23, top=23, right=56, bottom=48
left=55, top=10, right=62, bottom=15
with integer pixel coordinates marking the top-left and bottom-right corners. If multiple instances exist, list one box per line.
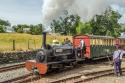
left=51, top=14, right=80, bottom=35
left=90, top=8, right=122, bottom=37
left=0, top=19, right=10, bottom=33
left=29, top=24, right=43, bottom=35
left=76, top=22, right=92, bottom=34
left=12, top=24, right=43, bottom=35
left=12, top=24, right=29, bottom=33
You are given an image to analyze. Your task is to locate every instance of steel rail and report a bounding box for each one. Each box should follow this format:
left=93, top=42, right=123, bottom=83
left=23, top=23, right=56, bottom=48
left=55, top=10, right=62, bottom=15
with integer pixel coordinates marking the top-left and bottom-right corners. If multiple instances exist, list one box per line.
left=50, top=67, right=125, bottom=83
left=0, top=63, right=25, bottom=73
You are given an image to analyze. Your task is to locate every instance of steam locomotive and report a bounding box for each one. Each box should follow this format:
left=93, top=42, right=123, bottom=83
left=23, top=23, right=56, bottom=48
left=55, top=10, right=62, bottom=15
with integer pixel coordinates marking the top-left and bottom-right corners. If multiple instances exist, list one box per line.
left=25, top=32, right=125, bottom=75
left=25, top=32, right=84, bottom=75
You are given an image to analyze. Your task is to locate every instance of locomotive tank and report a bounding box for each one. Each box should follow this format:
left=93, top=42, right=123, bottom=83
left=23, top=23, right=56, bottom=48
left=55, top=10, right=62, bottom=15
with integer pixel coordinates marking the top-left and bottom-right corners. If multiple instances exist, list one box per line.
left=25, top=32, right=78, bottom=75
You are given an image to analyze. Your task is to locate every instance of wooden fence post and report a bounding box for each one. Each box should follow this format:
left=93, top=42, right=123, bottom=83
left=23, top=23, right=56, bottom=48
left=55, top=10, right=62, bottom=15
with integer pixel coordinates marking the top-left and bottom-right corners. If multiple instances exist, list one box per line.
left=34, top=40, right=36, bottom=49
left=28, top=40, right=30, bottom=49
left=12, top=40, right=15, bottom=50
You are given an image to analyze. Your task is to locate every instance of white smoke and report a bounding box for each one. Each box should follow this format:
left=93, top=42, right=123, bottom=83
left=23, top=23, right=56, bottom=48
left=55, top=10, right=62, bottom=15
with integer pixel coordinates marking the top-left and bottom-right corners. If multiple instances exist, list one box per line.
left=41, top=0, right=75, bottom=27
left=69, top=0, right=110, bottom=21
left=41, top=0, right=125, bottom=28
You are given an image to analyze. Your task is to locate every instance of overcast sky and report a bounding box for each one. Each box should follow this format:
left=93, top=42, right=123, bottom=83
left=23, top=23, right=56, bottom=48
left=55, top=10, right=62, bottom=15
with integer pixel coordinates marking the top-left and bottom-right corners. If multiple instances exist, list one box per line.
left=0, top=0, right=125, bottom=25
left=0, top=0, right=43, bottom=25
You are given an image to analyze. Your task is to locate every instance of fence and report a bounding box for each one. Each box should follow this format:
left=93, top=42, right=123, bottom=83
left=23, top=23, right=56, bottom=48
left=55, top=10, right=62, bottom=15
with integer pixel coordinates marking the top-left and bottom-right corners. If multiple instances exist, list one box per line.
left=0, top=39, right=42, bottom=52
left=0, top=34, right=72, bottom=52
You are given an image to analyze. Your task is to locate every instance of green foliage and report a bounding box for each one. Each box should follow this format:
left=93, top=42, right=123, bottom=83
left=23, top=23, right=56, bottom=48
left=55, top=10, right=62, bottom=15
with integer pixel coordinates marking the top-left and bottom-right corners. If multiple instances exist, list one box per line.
left=0, top=19, right=10, bottom=33
left=28, top=24, right=43, bottom=35
left=51, top=8, right=121, bottom=37
left=90, top=8, right=122, bottom=37
left=12, top=24, right=43, bottom=35
left=121, top=23, right=125, bottom=32
left=76, top=22, right=92, bottom=34
left=51, top=14, right=80, bottom=35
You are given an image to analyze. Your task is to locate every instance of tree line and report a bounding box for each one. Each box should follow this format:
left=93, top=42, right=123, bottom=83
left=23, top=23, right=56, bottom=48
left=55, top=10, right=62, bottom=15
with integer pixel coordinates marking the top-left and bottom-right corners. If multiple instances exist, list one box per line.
left=12, top=24, right=43, bottom=35
left=0, top=8, right=124, bottom=37
left=51, top=8, right=123, bottom=37
left=0, top=19, right=43, bottom=35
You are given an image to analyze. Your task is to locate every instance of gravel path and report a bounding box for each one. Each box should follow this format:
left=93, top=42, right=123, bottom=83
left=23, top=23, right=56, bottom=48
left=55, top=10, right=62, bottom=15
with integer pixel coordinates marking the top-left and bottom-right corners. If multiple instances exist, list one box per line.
left=33, top=62, right=125, bottom=83
left=1, top=60, right=125, bottom=83
left=0, top=68, right=29, bottom=82
left=85, top=76, right=125, bottom=83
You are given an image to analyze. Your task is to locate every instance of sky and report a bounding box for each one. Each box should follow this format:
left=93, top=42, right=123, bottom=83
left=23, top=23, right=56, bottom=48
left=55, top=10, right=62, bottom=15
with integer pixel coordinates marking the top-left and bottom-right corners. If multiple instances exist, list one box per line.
left=0, top=0, right=43, bottom=25
left=111, top=4, right=125, bottom=24
left=0, top=0, right=125, bottom=26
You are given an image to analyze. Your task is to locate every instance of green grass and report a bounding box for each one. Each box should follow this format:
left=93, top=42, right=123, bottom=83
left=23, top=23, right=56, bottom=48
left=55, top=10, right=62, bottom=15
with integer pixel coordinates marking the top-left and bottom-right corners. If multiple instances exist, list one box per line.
left=0, top=33, right=72, bottom=52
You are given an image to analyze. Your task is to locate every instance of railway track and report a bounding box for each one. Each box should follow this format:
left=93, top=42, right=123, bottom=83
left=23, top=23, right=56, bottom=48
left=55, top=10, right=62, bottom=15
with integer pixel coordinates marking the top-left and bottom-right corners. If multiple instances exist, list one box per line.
left=0, top=63, right=25, bottom=73
left=1, top=60, right=125, bottom=83
left=1, top=72, right=42, bottom=83
left=2, top=67, right=125, bottom=83
left=50, top=67, right=125, bottom=83
left=0, top=62, right=40, bottom=83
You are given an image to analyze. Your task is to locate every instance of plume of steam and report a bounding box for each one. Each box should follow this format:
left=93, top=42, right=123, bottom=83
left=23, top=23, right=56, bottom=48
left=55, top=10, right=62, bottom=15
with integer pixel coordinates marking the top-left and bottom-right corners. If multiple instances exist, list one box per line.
left=41, top=0, right=125, bottom=30
left=41, top=0, right=75, bottom=28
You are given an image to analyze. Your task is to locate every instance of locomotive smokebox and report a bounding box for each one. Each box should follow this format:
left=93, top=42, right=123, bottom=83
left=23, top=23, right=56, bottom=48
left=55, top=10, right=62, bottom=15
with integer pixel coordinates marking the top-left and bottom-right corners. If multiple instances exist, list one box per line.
left=42, top=32, right=47, bottom=49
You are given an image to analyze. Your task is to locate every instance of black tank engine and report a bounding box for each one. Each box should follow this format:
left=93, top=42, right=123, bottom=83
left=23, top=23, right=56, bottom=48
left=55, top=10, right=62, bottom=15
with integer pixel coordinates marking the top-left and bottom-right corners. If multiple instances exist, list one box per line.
left=25, top=32, right=85, bottom=75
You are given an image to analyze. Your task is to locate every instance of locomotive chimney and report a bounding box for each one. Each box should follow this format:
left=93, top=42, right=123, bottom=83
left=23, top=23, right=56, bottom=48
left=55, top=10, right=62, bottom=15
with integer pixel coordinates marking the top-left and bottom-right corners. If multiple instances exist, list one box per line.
left=42, top=32, right=47, bottom=49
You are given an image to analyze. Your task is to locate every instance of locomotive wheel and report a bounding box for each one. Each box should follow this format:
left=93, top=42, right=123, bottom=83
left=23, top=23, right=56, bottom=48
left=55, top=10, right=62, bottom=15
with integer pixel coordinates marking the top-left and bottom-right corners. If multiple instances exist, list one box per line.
left=72, top=62, right=77, bottom=67
left=36, top=51, right=45, bottom=63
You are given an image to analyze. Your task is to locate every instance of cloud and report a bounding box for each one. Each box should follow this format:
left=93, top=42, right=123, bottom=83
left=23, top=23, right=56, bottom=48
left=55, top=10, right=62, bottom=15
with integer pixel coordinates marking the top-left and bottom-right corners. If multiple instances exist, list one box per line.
left=41, top=0, right=125, bottom=28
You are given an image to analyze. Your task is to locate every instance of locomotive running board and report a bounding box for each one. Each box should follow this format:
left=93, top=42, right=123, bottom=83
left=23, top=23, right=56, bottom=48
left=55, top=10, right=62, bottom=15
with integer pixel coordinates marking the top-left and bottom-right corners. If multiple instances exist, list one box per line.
left=47, top=59, right=76, bottom=65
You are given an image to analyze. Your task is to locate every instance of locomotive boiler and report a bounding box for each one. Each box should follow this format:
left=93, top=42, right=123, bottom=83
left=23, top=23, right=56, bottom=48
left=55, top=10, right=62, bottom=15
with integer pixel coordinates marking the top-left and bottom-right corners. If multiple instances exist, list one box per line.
left=25, top=32, right=85, bottom=75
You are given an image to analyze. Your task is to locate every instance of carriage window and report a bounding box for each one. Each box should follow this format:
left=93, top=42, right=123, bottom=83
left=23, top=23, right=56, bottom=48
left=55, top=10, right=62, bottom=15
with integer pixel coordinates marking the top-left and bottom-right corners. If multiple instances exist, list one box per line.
left=106, top=39, right=109, bottom=45
left=102, top=39, right=104, bottom=45
left=105, top=39, right=107, bottom=45
left=103, top=39, right=105, bottom=45
left=95, top=39, right=97, bottom=45
left=93, top=39, right=96, bottom=45
left=90, top=39, right=93, bottom=45
left=108, top=39, right=110, bottom=45
left=98, top=39, right=100, bottom=45
left=96, top=39, right=98, bottom=45
left=109, top=39, right=111, bottom=46
left=111, top=39, right=113, bottom=45
left=99, top=39, right=101, bottom=45
left=100, top=39, right=102, bottom=45
left=106, top=39, right=108, bottom=46
left=122, top=40, right=124, bottom=45
left=124, top=40, right=125, bottom=44
left=121, top=40, right=123, bottom=45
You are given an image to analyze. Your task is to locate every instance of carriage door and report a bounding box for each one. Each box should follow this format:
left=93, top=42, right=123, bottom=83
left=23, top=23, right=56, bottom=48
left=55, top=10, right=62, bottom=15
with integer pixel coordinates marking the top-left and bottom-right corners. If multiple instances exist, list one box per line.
left=73, top=35, right=90, bottom=59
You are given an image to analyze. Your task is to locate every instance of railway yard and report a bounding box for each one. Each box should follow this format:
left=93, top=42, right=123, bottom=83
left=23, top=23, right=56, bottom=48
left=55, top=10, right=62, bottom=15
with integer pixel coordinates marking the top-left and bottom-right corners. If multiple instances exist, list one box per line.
left=1, top=0, right=125, bottom=83
left=1, top=34, right=125, bottom=83
left=0, top=59, right=125, bottom=83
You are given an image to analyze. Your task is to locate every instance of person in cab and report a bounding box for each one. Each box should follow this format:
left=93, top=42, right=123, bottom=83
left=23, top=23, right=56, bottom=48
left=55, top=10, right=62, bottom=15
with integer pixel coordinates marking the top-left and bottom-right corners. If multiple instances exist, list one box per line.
left=80, top=39, right=86, bottom=54
left=63, top=38, right=72, bottom=45
left=52, top=38, right=60, bottom=46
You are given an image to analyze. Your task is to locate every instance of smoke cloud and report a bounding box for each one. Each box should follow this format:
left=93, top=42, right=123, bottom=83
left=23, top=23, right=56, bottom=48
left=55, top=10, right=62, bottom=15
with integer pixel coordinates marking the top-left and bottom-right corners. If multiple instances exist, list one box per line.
left=41, top=0, right=125, bottom=28
left=41, top=0, right=75, bottom=27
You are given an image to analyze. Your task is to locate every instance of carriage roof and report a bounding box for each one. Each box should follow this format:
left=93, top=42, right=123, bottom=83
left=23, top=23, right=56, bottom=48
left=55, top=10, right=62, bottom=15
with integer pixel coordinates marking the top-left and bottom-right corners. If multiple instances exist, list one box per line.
left=73, top=35, right=114, bottom=39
